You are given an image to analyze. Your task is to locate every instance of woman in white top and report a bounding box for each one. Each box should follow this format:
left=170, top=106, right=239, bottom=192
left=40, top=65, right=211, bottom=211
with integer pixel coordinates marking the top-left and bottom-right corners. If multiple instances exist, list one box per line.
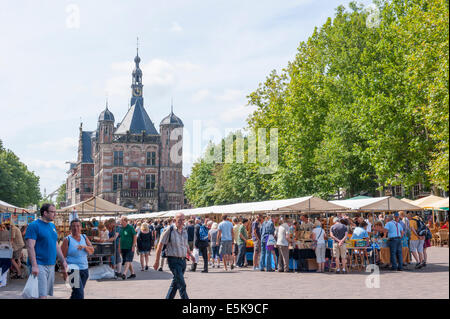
left=275, top=218, right=291, bottom=272
left=311, top=219, right=327, bottom=273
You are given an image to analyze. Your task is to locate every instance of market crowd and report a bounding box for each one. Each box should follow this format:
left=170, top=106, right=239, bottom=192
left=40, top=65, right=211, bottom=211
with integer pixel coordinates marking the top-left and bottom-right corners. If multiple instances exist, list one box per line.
left=0, top=202, right=448, bottom=298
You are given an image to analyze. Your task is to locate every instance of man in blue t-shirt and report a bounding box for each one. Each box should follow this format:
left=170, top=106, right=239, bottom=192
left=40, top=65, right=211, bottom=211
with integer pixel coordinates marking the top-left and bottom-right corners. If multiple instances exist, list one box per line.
left=25, top=203, right=68, bottom=299
left=380, top=213, right=405, bottom=271
left=217, top=215, right=234, bottom=271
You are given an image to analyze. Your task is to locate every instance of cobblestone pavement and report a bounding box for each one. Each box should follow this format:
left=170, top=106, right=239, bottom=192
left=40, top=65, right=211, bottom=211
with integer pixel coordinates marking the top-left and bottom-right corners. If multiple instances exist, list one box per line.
left=1, top=247, right=448, bottom=299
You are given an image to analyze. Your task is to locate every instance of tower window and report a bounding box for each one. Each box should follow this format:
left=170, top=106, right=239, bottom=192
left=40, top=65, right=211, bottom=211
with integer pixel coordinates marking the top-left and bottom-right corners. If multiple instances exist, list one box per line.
left=146, top=174, right=156, bottom=189
left=146, top=151, right=156, bottom=166
left=114, top=151, right=123, bottom=166
left=113, top=174, right=123, bottom=191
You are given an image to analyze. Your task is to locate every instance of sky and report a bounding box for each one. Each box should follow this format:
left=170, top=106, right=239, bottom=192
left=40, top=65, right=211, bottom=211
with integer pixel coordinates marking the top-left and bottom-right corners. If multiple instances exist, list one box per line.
left=0, top=0, right=372, bottom=198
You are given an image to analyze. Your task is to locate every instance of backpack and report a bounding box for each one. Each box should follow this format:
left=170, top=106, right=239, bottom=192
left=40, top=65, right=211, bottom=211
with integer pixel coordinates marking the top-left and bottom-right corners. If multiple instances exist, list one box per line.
left=161, top=226, right=174, bottom=258
left=415, top=218, right=427, bottom=237
left=199, top=225, right=209, bottom=241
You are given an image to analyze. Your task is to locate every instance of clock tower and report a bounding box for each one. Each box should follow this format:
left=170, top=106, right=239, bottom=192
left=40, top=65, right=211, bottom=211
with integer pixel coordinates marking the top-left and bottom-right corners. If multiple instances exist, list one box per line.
left=131, top=46, right=143, bottom=106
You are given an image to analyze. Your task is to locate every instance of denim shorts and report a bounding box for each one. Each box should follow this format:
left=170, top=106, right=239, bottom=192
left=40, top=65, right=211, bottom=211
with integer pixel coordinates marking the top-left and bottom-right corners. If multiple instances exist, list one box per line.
left=219, top=241, right=232, bottom=255
left=410, top=240, right=424, bottom=253
left=121, top=249, right=134, bottom=263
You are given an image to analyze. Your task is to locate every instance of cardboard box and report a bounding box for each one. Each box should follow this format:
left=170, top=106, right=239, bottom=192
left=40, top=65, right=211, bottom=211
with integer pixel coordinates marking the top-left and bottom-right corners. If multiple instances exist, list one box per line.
left=307, top=258, right=318, bottom=271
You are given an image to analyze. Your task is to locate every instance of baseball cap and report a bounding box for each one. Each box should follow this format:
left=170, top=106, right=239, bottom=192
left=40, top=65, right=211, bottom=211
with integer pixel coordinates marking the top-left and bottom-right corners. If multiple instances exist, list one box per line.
left=393, top=212, right=399, bottom=217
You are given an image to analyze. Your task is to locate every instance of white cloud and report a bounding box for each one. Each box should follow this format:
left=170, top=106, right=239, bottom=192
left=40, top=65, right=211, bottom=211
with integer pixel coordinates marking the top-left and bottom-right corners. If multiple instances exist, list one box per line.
left=216, top=89, right=245, bottom=102
left=106, top=59, right=200, bottom=99
left=28, top=137, right=78, bottom=152
left=170, top=22, right=183, bottom=32
left=191, top=89, right=210, bottom=103
left=24, top=159, right=68, bottom=171
left=219, top=104, right=257, bottom=123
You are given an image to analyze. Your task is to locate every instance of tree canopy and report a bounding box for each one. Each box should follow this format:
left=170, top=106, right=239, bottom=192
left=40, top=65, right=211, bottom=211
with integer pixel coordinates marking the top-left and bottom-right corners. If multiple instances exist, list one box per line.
left=184, top=0, right=449, bottom=207
left=0, top=139, right=42, bottom=207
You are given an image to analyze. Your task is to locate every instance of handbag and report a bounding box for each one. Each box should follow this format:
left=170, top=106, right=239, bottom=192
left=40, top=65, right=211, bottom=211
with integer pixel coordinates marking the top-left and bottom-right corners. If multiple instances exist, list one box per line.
left=311, top=229, right=323, bottom=250
left=266, top=234, right=276, bottom=247
left=161, top=226, right=173, bottom=258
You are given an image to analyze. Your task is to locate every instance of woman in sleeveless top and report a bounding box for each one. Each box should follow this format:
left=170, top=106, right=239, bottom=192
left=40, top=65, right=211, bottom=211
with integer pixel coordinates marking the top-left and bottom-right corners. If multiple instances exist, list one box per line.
left=61, top=219, right=94, bottom=299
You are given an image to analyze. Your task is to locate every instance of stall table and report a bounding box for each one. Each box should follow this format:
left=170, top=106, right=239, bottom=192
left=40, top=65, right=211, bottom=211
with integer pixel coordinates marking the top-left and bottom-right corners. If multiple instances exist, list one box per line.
left=88, top=242, right=114, bottom=266
left=379, top=247, right=410, bottom=266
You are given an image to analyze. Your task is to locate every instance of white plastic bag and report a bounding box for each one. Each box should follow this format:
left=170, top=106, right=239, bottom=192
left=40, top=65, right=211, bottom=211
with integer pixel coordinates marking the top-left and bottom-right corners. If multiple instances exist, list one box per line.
left=22, top=275, right=39, bottom=299
left=193, top=248, right=199, bottom=263
left=88, top=265, right=115, bottom=280
left=266, top=234, right=276, bottom=246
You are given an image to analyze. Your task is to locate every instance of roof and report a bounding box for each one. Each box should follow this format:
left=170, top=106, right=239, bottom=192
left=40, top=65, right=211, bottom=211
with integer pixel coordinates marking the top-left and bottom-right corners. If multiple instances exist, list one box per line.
left=330, top=196, right=422, bottom=211
left=348, top=195, right=372, bottom=200
left=98, top=107, right=115, bottom=122
left=160, top=111, right=184, bottom=126
left=81, top=131, right=94, bottom=163
left=114, top=98, right=159, bottom=135
left=126, top=196, right=345, bottom=219
left=411, top=195, right=446, bottom=208
left=58, top=196, right=137, bottom=213
left=0, top=199, right=30, bottom=212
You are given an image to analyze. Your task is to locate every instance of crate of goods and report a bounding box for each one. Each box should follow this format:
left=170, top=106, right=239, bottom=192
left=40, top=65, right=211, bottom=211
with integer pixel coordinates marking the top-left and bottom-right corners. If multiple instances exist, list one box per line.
left=306, top=258, right=318, bottom=271
left=101, top=243, right=114, bottom=255
left=355, top=240, right=368, bottom=247
left=345, top=240, right=355, bottom=248
left=93, top=243, right=103, bottom=255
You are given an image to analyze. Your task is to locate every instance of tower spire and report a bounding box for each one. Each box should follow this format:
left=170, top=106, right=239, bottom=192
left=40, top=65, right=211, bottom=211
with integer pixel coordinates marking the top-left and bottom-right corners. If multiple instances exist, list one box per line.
left=171, top=98, right=173, bottom=113
left=131, top=39, right=143, bottom=105
left=136, top=36, right=139, bottom=56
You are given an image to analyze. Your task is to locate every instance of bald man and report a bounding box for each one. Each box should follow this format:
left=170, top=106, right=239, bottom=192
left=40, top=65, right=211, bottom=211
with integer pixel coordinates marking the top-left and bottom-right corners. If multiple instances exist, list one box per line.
left=154, top=213, right=195, bottom=299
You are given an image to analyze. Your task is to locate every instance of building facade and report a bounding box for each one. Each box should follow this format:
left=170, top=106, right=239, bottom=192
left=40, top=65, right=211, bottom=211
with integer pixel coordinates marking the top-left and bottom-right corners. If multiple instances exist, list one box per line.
left=66, top=50, right=186, bottom=212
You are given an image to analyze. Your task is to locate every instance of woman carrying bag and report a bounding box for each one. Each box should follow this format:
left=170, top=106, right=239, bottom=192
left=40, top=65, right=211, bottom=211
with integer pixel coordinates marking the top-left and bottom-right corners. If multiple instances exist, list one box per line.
left=311, top=219, right=327, bottom=273
left=61, top=219, right=94, bottom=299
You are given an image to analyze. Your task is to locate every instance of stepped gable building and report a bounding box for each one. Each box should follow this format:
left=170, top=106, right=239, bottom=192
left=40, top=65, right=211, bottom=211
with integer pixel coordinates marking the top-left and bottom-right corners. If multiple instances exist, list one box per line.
left=66, top=50, right=186, bottom=212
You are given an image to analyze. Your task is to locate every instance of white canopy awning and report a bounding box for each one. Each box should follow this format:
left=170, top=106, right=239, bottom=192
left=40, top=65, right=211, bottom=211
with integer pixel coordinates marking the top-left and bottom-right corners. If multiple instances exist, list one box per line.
left=411, top=195, right=446, bottom=209
left=330, top=196, right=422, bottom=212
left=431, top=198, right=449, bottom=210
left=149, top=196, right=344, bottom=219
left=58, top=196, right=136, bottom=214
left=0, top=199, right=30, bottom=213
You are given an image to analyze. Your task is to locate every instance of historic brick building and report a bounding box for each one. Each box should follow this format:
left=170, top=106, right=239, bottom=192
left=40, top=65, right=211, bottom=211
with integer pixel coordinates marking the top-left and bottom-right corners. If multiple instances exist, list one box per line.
left=66, top=50, right=186, bottom=212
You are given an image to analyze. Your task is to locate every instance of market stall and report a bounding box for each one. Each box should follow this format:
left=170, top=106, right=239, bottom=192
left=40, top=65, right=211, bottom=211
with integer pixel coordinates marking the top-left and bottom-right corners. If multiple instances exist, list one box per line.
left=329, top=196, right=422, bottom=270
left=0, top=200, right=36, bottom=287
left=58, top=196, right=136, bottom=267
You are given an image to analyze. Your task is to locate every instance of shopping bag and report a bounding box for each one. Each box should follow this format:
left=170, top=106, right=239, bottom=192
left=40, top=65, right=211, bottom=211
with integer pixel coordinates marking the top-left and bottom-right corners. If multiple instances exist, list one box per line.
left=88, top=265, right=115, bottom=280
left=193, top=248, right=199, bottom=263
left=266, top=235, right=276, bottom=247
left=22, top=275, right=39, bottom=299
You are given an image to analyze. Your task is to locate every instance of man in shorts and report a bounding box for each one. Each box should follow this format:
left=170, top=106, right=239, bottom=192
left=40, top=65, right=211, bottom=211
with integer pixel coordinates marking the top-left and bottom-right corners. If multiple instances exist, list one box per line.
left=251, top=215, right=263, bottom=271
left=217, top=215, right=234, bottom=271
left=330, top=218, right=348, bottom=273
left=25, top=203, right=68, bottom=299
left=119, top=216, right=137, bottom=279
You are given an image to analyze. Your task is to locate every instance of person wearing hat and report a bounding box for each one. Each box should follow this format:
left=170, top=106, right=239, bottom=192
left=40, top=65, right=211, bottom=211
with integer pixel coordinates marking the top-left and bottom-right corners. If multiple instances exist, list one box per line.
left=379, top=213, right=404, bottom=271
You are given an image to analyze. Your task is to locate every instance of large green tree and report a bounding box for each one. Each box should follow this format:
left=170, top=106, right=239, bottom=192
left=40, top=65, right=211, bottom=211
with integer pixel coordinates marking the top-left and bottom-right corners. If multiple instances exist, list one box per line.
left=185, top=0, right=449, bottom=207
left=0, top=139, right=41, bottom=207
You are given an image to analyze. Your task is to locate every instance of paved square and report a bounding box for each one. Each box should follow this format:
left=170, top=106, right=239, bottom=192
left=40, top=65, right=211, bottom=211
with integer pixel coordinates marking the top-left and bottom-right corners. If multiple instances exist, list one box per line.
left=1, top=247, right=448, bottom=299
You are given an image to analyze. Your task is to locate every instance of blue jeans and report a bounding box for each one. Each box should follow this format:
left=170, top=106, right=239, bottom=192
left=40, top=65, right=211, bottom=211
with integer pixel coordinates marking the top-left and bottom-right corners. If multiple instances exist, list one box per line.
left=166, top=257, right=188, bottom=299
left=69, top=268, right=89, bottom=299
left=237, top=243, right=246, bottom=267
left=259, top=241, right=273, bottom=271
left=388, top=238, right=403, bottom=270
